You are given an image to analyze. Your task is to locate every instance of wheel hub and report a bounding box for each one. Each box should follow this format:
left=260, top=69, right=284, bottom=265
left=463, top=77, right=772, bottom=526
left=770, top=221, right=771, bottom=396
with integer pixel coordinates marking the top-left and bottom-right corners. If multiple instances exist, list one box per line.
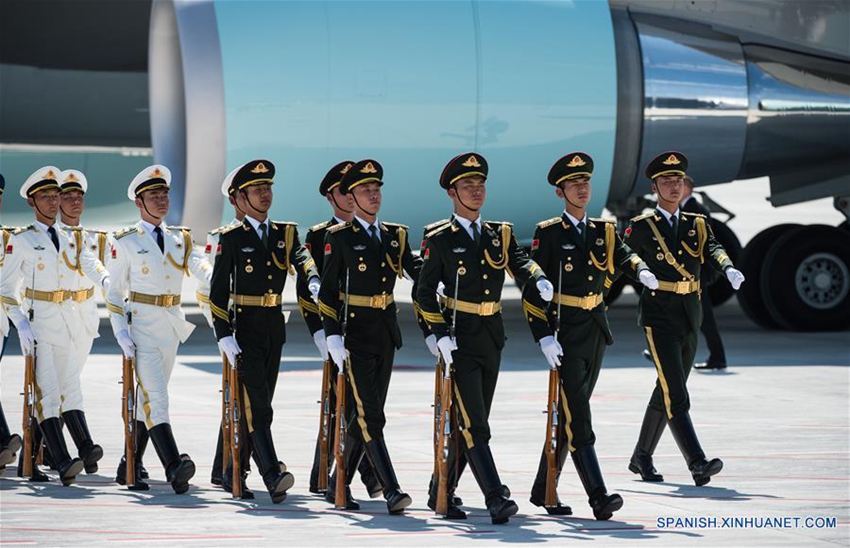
left=795, top=252, right=849, bottom=310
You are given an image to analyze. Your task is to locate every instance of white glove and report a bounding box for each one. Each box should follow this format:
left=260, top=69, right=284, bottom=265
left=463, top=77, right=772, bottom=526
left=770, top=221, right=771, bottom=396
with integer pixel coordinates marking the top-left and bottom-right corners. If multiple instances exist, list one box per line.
left=436, top=336, right=457, bottom=366
left=726, top=268, right=745, bottom=290
left=436, top=281, right=447, bottom=298
left=425, top=334, right=439, bottom=357
left=308, top=276, right=321, bottom=301
left=537, top=279, right=554, bottom=302
left=639, top=270, right=659, bottom=290
left=217, top=335, right=241, bottom=366
left=116, top=329, right=135, bottom=359
left=16, top=318, right=36, bottom=355
left=102, top=276, right=111, bottom=292
left=539, top=335, right=563, bottom=369
left=313, top=329, right=329, bottom=359
left=327, top=334, right=348, bottom=366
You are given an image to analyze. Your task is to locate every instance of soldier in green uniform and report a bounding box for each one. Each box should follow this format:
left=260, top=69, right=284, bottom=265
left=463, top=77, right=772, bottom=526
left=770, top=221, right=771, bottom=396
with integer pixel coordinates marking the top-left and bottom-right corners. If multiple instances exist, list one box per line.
left=521, top=152, right=658, bottom=520
left=305, top=161, right=381, bottom=499
left=319, top=159, right=420, bottom=514
left=211, top=159, right=320, bottom=503
left=616, top=151, right=745, bottom=486
left=417, top=152, right=553, bottom=524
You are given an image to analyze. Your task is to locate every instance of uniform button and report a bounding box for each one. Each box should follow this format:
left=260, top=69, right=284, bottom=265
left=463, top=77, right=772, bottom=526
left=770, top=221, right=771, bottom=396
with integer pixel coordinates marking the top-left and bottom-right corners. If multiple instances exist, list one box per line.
left=458, top=260, right=463, bottom=265
left=567, top=257, right=571, bottom=261
left=480, top=260, right=485, bottom=265
left=483, top=274, right=488, bottom=280
left=350, top=312, right=355, bottom=318
left=484, top=289, right=490, bottom=295
left=382, top=277, right=387, bottom=282
left=166, top=275, right=171, bottom=279
left=381, top=262, right=386, bottom=267
left=588, top=260, right=592, bottom=265
left=268, top=275, right=273, bottom=280
left=247, top=259, right=251, bottom=263
left=237, top=308, right=243, bottom=313
left=651, top=292, right=656, bottom=297
left=359, top=257, right=364, bottom=261
left=60, top=274, right=64, bottom=279
left=382, top=291, right=386, bottom=295
left=267, top=261, right=272, bottom=266
left=678, top=250, right=683, bottom=255
left=268, top=289, right=273, bottom=293
left=588, top=276, right=593, bottom=281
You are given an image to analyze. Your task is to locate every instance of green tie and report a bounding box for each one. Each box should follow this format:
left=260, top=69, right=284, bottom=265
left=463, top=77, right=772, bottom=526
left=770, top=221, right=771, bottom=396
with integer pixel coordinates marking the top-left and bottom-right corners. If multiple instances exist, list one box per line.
left=670, top=215, right=678, bottom=238
left=471, top=222, right=481, bottom=248
left=577, top=220, right=586, bottom=248
left=259, top=222, right=268, bottom=249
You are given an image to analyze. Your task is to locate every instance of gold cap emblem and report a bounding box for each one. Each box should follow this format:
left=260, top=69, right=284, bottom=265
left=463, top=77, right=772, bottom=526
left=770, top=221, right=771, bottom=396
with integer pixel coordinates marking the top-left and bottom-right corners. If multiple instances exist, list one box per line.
left=566, top=155, right=586, bottom=168
left=361, top=162, right=378, bottom=174
left=251, top=162, right=270, bottom=174
left=461, top=155, right=481, bottom=168
left=662, top=155, right=681, bottom=165
left=45, top=170, right=56, bottom=180
left=64, top=173, right=79, bottom=183
left=150, top=168, right=164, bottom=178
left=341, top=163, right=352, bottom=174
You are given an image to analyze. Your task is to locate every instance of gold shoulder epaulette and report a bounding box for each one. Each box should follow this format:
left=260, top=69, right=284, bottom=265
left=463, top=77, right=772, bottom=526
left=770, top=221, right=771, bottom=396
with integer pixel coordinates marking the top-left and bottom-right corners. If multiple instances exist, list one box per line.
left=85, top=228, right=107, bottom=235
left=328, top=222, right=352, bottom=234
left=485, top=220, right=513, bottom=229
left=425, top=222, right=453, bottom=239
left=272, top=220, right=297, bottom=227
left=631, top=212, right=655, bottom=222
left=13, top=225, right=34, bottom=235
left=309, top=220, right=333, bottom=232
left=423, top=219, right=450, bottom=232
left=537, top=217, right=562, bottom=229
left=590, top=217, right=616, bottom=224
left=220, top=223, right=242, bottom=235
left=382, top=221, right=409, bottom=230
left=114, top=226, right=137, bottom=240
left=65, top=226, right=83, bottom=231
left=169, top=225, right=191, bottom=232
left=209, top=220, right=240, bottom=235
left=682, top=211, right=706, bottom=219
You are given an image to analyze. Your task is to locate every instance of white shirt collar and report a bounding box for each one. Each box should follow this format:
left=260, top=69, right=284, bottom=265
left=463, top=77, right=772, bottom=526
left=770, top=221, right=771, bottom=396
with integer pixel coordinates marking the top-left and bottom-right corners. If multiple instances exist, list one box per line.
left=140, top=219, right=163, bottom=234
left=244, top=214, right=268, bottom=231
left=453, top=213, right=482, bottom=239
left=35, top=219, right=59, bottom=233
left=563, top=210, right=587, bottom=230
left=355, top=215, right=380, bottom=234
left=333, top=215, right=347, bottom=225
left=656, top=206, right=680, bottom=223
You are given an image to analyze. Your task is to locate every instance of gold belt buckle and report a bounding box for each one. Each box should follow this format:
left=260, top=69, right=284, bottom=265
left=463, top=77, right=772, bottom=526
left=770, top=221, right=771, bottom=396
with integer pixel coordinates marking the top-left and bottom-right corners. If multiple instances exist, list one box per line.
left=51, top=291, right=66, bottom=303
left=676, top=281, right=690, bottom=294
left=262, top=293, right=278, bottom=307
left=480, top=301, right=496, bottom=315
left=161, top=294, right=176, bottom=307
left=371, top=294, right=388, bottom=309
left=580, top=296, right=593, bottom=310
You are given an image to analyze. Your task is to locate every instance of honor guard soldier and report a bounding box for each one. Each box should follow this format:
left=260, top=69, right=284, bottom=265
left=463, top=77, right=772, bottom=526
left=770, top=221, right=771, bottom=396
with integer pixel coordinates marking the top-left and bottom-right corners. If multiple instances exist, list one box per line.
left=1, top=166, right=110, bottom=485
left=319, top=159, right=420, bottom=514
left=417, top=152, right=554, bottom=524
left=0, top=173, right=24, bottom=473
left=521, top=153, right=658, bottom=520
left=107, top=165, right=210, bottom=493
left=615, top=152, right=745, bottom=486
left=305, top=161, right=382, bottom=499
left=210, top=159, right=320, bottom=503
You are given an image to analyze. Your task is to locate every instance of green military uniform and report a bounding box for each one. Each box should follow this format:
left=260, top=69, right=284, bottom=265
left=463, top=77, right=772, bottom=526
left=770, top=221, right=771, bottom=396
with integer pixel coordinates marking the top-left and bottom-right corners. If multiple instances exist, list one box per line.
left=417, top=152, right=547, bottom=524
left=318, top=159, right=420, bottom=513
left=521, top=152, right=645, bottom=519
left=305, top=161, right=381, bottom=499
left=210, top=159, right=319, bottom=503
left=616, top=151, right=732, bottom=486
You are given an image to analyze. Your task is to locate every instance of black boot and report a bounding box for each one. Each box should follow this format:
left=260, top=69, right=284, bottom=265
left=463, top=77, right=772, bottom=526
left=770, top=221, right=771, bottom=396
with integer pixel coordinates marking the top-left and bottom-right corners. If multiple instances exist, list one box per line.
left=0, top=401, right=22, bottom=469
left=364, top=438, right=412, bottom=514
left=63, top=410, right=103, bottom=474
left=326, top=431, right=364, bottom=510
left=251, top=427, right=294, bottom=504
left=358, top=456, right=383, bottom=499
left=18, top=425, right=48, bottom=482
left=465, top=443, right=518, bottom=525
left=629, top=406, right=666, bottom=481
left=149, top=423, right=196, bottom=494
left=222, top=465, right=255, bottom=500
left=211, top=425, right=225, bottom=486
left=572, top=445, right=623, bottom=520
left=426, top=438, right=467, bottom=520
left=136, top=422, right=150, bottom=479
left=116, top=420, right=149, bottom=490
left=529, top=440, right=572, bottom=515
left=668, top=412, right=722, bottom=486
left=40, top=417, right=84, bottom=486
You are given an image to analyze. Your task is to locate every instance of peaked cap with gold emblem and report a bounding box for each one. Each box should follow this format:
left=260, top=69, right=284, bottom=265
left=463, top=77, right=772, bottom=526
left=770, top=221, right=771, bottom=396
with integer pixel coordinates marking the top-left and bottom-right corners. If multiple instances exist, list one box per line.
left=439, top=152, right=488, bottom=189
left=646, top=151, right=688, bottom=180
left=21, top=166, right=62, bottom=198
left=227, top=159, right=275, bottom=195
left=340, top=159, right=383, bottom=194
left=128, top=164, right=171, bottom=200
left=59, top=169, right=88, bottom=194
left=320, top=160, right=355, bottom=196
left=548, top=152, right=593, bottom=186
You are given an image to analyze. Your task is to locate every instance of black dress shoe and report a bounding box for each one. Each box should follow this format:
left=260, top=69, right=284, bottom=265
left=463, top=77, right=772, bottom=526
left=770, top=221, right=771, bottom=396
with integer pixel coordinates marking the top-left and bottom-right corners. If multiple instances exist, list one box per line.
left=591, top=492, right=623, bottom=521
left=222, top=471, right=255, bottom=500
left=325, top=486, right=360, bottom=510
left=691, top=458, right=723, bottom=486
left=487, top=496, right=519, bottom=525
left=694, top=361, right=727, bottom=370
left=529, top=496, right=573, bottom=515
left=386, top=489, right=413, bottom=514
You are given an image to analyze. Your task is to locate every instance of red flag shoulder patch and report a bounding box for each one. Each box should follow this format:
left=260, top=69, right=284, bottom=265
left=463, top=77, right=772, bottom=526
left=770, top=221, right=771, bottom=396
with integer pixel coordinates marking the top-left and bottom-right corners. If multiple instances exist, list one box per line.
left=420, top=239, right=427, bottom=251
left=324, top=243, right=332, bottom=255
left=215, top=244, right=222, bottom=254
left=111, top=247, right=116, bottom=259
left=531, top=238, right=540, bottom=251
left=204, top=244, right=212, bottom=254
left=304, top=242, right=312, bottom=253
left=5, top=244, right=12, bottom=254
left=424, top=247, right=430, bottom=259
left=624, top=226, right=632, bottom=237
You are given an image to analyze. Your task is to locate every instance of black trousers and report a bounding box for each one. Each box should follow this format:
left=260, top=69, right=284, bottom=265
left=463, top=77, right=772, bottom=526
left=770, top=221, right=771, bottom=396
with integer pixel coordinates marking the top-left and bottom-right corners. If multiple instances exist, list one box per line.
left=452, top=346, right=501, bottom=449
left=345, top=329, right=396, bottom=443
left=644, top=325, right=698, bottom=420
left=700, top=292, right=726, bottom=362
left=235, top=310, right=286, bottom=431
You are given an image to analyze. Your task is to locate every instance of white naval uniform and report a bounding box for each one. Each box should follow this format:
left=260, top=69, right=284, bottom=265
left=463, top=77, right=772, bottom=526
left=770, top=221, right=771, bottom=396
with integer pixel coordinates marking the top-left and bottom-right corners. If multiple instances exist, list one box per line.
left=106, top=220, right=211, bottom=427
left=0, top=226, right=18, bottom=356
left=196, top=219, right=239, bottom=328
left=0, top=222, right=108, bottom=420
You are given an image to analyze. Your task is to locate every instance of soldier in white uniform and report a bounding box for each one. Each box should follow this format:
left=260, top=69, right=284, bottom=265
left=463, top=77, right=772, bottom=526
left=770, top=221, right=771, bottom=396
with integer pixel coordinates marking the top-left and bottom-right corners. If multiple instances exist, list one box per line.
left=106, top=165, right=211, bottom=494
left=0, top=173, right=24, bottom=473
left=1, top=166, right=109, bottom=486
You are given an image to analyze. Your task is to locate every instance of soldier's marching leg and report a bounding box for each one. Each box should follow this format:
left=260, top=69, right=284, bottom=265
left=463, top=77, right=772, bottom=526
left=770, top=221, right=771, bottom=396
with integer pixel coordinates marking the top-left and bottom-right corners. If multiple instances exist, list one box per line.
left=63, top=410, right=103, bottom=474
left=309, top=362, right=338, bottom=495
left=325, top=426, right=365, bottom=510
left=250, top=427, right=295, bottom=504
left=529, top=406, right=572, bottom=515
left=39, top=417, right=84, bottom=486
left=668, top=411, right=723, bottom=486
left=115, top=420, right=150, bottom=490
left=211, top=425, right=224, bottom=486
left=0, top=401, right=23, bottom=470
left=571, top=445, right=623, bottom=520
left=221, top=414, right=254, bottom=499
left=427, top=424, right=467, bottom=520
left=357, top=450, right=383, bottom=499
left=136, top=421, right=150, bottom=479
left=628, top=406, right=666, bottom=481
left=149, top=423, right=196, bottom=494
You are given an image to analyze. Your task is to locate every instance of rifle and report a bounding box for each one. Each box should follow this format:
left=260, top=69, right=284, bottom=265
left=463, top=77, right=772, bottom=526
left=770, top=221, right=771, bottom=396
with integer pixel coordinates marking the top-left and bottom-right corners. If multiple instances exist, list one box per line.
left=544, top=262, right=563, bottom=507
left=333, top=269, right=350, bottom=509
left=431, top=352, right=442, bottom=480
left=121, top=272, right=139, bottom=488
left=435, top=269, right=460, bottom=515
left=20, top=266, right=37, bottom=477
left=227, top=258, right=243, bottom=499
left=317, top=357, right=332, bottom=492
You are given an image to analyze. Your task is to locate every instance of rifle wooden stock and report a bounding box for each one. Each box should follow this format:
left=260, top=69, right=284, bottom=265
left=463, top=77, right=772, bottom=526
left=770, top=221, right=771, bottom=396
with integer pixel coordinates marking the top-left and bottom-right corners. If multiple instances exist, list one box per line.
left=228, top=354, right=243, bottom=499
left=221, top=355, right=232, bottom=478
left=121, top=354, right=136, bottom=486
left=435, top=356, right=452, bottom=516
left=544, top=367, right=559, bottom=507
left=432, top=357, right=442, bottom=479
left=21, top=349, right=36, bottom=478
left=317, top=359, right=332, bottom=492
left=333, top=358, right=347, bottom=509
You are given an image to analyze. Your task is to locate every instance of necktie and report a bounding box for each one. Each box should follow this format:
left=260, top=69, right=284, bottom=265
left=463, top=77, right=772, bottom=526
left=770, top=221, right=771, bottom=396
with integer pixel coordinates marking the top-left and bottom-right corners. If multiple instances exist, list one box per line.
left=153, top=226, right=164, bottom=253
left=471, top=222, right=481, bottom=248
left=670, top=214, right=678, bottom=238
left=259, top=222, right=269, bottom=249
left=47, top=226, right=59, bottom=252
left=368, top=224, right=381, bottom=251
left=576, top=220, right=586, bottom=248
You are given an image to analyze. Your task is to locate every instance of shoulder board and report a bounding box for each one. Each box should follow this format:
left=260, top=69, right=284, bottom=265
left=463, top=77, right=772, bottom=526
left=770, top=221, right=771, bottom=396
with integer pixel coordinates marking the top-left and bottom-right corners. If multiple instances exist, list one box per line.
left=13, top=225, right=35, bottom=235
left=423, top=219, right=450, bottom=231
left=631, top=212, right=655, bottom=222
left=425, top=222, right=453, bottom=239
left=209, top=222, right=238, bottom=235
left=590, top=217, right=615, bottom=224
left=114, top=226, right=137, bottom=240
left=65, top=226, right=83, bottom=231
left=536, top=217, right=562, bottom=229
left=382, top=221, right=409, bottom=230
left=220, top=223, right=243, bottom=235
left=272, top=220, right=297, bottom=227
left=328, top=222, right=352, bottom=234
left=168, top=225, right=191, bottom=232
left=309, top=220, right=333, bottom=232
left=85, top=228, right=107, bottom=235
left=682, top=211, right=706, bottom=219
left=485, top=221, right=513, bottom=228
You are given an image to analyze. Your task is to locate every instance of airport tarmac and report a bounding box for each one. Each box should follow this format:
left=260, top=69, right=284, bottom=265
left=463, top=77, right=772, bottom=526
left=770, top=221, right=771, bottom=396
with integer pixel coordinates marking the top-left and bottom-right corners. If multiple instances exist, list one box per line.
left=0, top=294, right=847, bottom=546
